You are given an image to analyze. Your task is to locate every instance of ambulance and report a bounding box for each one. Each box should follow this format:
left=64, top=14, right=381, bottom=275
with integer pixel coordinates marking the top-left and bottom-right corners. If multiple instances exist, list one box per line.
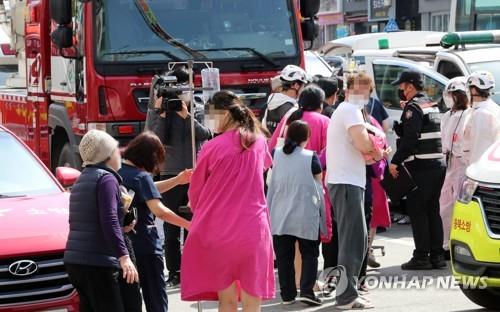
left=451, top=140, right=500, bottom=310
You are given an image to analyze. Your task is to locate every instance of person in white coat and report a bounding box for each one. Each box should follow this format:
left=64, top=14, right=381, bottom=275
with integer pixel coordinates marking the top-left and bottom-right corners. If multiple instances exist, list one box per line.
left=439, top=77, right=471, bottom=259
left=463, top=71, right=500, bottom=165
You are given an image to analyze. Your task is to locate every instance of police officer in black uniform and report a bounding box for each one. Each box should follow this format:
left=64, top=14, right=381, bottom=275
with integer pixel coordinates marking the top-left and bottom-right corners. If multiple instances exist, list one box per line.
left=389, top=70, right=447, bottom=270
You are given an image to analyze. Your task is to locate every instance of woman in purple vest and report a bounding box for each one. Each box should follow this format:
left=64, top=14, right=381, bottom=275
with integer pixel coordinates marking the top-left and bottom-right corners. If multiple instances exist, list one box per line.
left=64, top=130, right=139, bottom=312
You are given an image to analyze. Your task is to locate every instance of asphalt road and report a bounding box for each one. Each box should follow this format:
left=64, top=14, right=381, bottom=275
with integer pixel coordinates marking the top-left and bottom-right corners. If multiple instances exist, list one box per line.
left=164, top=224, right=492, bottom=311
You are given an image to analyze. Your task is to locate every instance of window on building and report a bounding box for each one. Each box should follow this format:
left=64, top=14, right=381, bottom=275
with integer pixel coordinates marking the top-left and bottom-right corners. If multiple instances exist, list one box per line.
left=320, top=0, right=340, bottom=12
left=431, top=12, right=450, bottom=32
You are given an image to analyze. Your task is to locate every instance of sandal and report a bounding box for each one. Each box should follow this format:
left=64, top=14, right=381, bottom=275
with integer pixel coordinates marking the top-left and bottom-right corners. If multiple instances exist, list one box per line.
left=335, top=297, right=374, bottom=310
left=391, top=213, right=404, bottom=223
left=397, top=215, right=411, bottom=225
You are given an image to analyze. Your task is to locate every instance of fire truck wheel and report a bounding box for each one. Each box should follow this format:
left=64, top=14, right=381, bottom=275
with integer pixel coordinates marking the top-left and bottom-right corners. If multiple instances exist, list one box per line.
left=58, top=143, right=82, bottom=170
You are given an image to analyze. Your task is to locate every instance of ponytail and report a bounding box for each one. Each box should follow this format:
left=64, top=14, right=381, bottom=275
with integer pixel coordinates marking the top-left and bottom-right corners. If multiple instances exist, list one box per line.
left=283, top=137, right=299, bottom=155
left=287, top=108, right=304, bottom=125
left=282, top=120, right=310, bottom=155
left=212, top=90, right=269, bottom=150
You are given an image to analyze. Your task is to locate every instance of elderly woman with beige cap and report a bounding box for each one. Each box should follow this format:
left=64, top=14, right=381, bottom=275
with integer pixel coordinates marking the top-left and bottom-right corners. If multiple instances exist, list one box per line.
left=64, top=129, right=139, bottom=312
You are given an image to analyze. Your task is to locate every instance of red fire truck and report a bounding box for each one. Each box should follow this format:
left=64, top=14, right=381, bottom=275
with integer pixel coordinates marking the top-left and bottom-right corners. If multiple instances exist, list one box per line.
left=0, top=0, right=319, bottom=170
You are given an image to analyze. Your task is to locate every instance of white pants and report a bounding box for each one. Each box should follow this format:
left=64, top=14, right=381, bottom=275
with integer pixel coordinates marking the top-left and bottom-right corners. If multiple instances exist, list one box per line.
left=439, top=156, right=467, bottom=250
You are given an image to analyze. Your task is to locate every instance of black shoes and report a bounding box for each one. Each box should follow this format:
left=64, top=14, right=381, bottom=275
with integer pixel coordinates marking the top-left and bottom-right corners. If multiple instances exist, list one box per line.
left=298, top=293, right=323, bottom=306
left=401, top=257, right=433, bottom=270
left=402, top=254, right=447, bottom=270
left=431, top=255, right=447, bottom=269
left=166, top=273, right=180, bottom=288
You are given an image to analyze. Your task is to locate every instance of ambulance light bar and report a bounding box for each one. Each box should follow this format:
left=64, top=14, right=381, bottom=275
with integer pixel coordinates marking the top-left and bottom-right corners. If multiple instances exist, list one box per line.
left=441, top=31, right=500, bottom=48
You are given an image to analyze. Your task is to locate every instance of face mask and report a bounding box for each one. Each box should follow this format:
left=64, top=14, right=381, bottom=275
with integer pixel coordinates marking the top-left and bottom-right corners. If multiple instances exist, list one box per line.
left=349, top=94, right=368, bottom=108
left=398, top=89, right=407, bottom=101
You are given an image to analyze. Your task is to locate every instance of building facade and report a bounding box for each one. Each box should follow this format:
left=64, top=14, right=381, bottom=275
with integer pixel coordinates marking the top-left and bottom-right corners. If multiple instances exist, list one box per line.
left=419, top=0, right=452, bottom=32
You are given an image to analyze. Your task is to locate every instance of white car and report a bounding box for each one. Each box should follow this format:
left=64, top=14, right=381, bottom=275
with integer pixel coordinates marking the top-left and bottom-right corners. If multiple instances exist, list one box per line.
left=304, top=50, right=334, bottom=78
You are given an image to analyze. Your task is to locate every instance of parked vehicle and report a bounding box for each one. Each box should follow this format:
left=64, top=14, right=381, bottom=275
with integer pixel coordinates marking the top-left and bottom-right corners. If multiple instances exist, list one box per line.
left=332, top=31, right=500, bottom=153
left=359, top=57, right=448, bottom=153
left=0, top=0, right=320, bottom=170
left=318, top=31, right=444, bottom=60
left=0, top=125, right=80, bottom=311
left=304, top=50, right=334, bottom=78
left=450, top=139, right=500, bottom=310
left=353, top=31, right=500, bottom=103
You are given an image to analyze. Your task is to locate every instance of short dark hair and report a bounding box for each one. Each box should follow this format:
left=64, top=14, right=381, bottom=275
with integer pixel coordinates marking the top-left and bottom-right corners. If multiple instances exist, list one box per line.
left=281, top=80, right=304, bottom=91
left=168, top=66, right=189, bottom=84
left=315, top=77, right=339, bottom=98
left=288, top=85, right=325, bottom=124
left=298, top=85, right=325, bottom=111
left=123, top=131, right=165, bottom=173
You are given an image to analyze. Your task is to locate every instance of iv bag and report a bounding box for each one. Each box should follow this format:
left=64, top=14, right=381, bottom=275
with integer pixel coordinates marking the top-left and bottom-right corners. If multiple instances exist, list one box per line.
left=201, top=68, right=220, bottom=102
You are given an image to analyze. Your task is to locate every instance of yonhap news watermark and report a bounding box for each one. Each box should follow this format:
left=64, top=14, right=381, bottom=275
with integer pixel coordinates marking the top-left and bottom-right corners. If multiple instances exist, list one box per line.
left=318, top=266, right=487, bottom=295
left=358, top=275, right=487, bottom=290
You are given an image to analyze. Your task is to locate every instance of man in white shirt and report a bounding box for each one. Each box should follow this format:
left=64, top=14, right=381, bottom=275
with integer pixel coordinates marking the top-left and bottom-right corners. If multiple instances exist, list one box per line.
left=463, top=71, right=500, bottom=165
left=326, top=72, right=381, bottom=310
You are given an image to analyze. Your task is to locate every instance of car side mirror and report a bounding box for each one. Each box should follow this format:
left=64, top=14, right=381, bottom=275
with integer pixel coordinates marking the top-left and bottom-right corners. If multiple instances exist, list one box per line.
left=300, top=0, right=320, bottom=17
left=51, top=25, right=73, bottom=49
left=56, top=167, right=81, bottom=188
left=301, top=19, right=319, bottom=42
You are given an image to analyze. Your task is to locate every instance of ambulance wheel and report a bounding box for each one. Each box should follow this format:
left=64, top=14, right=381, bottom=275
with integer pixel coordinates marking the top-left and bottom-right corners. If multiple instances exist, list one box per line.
left=460, top=287, right=500, bottom=310
left=58, top=143, right=82, bottom=170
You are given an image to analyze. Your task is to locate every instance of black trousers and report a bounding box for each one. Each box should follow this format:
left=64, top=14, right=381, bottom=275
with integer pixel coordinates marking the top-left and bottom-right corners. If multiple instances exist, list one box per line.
left=273, top=235, right=320, bottom=301
left=119, top=234, right=142, bottom=312
left=160, top=175, right=190, bottom=275
left=359, top=177, right=374, bottom=282
left=66, top=263, right=125, bottom=312
left=407, top=162, right=446, bottom=260
left=322, top=220, right=339, bottom=270
left=136, top=254, right=168, bottom=312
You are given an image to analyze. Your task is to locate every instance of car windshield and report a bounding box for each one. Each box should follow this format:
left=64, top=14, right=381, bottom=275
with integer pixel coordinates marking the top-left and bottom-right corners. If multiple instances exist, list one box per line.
left=469, top=61, right=500, bottom=103
left=94, top=0, right=298, bottom=62
left=0, top=132, right=60, bottom=197
left=305, top=53, right=333, bottom=78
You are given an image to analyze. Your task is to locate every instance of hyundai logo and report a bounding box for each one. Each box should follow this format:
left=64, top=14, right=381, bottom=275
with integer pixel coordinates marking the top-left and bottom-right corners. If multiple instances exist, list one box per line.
left=8, top=260, right=38, bottom=277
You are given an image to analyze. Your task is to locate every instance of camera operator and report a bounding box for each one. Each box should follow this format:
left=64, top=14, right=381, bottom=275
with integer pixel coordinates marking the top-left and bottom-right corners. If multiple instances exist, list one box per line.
left=150, top=69, right=212, bottom=288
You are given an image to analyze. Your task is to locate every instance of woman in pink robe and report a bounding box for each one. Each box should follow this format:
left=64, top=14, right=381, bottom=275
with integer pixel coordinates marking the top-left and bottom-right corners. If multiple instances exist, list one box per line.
left=181, top=91, right=275, bottom=311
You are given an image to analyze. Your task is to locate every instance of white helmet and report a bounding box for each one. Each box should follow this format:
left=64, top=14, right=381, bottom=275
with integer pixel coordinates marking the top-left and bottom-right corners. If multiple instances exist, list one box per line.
left=467, top=71, right=495, bottom=91
left=443, top=76, right=469, bottom=108
left=280, top=65, right=309, bottom=84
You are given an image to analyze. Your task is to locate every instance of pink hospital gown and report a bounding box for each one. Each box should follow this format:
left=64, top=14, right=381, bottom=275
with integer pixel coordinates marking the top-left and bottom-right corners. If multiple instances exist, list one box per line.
left=181, top=129, right=275, bottom=301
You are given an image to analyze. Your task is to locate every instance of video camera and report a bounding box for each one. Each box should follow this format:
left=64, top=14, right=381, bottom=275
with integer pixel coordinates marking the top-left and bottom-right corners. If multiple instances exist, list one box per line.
left=153, top=75, right=185, bottom=113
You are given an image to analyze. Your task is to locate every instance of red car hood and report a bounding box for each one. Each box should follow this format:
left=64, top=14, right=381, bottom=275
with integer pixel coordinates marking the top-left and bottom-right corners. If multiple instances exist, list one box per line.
left=0, top=192, right=70, bottom=258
